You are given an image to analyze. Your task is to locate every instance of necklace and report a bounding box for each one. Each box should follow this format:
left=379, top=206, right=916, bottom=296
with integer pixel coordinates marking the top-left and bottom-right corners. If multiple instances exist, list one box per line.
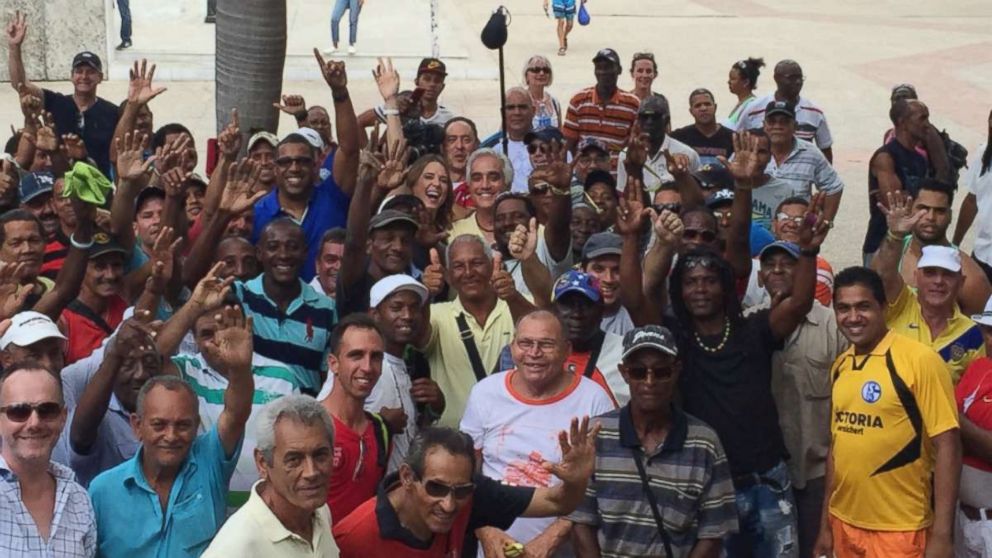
left=694, top=318, right=731, bottom=353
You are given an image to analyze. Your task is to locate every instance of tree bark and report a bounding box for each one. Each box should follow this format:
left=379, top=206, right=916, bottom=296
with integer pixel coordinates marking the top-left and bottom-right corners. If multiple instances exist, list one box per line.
left=215, top=0, right=286, bottom=140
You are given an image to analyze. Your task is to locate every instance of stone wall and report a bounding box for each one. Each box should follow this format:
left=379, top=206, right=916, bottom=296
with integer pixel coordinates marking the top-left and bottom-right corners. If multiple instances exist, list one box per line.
left=0, top=0, right=107, bottom=82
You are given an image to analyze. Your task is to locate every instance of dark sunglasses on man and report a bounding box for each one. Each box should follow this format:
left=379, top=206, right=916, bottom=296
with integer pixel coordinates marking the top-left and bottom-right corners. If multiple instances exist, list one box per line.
left=0, top=401, right=63, bottom=422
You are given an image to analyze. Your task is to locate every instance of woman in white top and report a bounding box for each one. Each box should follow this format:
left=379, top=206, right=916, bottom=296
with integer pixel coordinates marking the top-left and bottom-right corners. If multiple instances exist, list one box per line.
left=724, top=56, right=765, bottom=129
left=522, top=54, right=561, bottom=130
left=629, top=51, right=659, bottom=102
left=953, top=109, right=992, bottom=282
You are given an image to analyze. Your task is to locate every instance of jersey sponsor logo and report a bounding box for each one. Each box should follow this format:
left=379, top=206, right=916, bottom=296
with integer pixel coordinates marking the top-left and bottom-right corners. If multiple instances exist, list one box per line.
left=835, top=410, right=884, bottom=434
left=861, top=380, right=882, bottom=403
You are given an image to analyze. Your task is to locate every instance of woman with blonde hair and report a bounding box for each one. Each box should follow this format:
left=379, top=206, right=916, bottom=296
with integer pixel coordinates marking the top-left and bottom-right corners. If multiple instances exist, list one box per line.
left=522, top=54, right=562, bottom=130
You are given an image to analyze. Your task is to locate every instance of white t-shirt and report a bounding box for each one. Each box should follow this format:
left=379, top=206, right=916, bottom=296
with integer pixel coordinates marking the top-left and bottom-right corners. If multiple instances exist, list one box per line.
left=616, top=135, right=702, bottom=192
left=461, top=370, right=614, bottom=557
left=735, top=94, right=833, bottom=149
left=600, top=306, right=634, bottom=337
left=966, top=142, right=992, bottom=266
left=502, top=138, right=533, bottom=194
left=363, top=353, right=417, bottom=473
left=373, top=104, right=455, bottom=127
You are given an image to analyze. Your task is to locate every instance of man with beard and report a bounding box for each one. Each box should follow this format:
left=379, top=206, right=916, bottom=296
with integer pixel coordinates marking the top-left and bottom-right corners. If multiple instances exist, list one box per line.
left=58, top=234, right=128, bottom=365
left=311, top=227, right=345, bottom=300
left=815, top=267, right=960, bottom=558
left=237, top=219, right=337, bottom=395
left=7, top=12, right=119, bottom=176
left=671, top=88, right=736, bottom=167
left=462, top=311, right=614, bottom=556
left=895, top=179, right=991, bottom=315
left=617, top=95, right=701, bottom=193
left=0, top=362, right=96, bottom=556
left=203, top=396, right=340, bottom=557
left=563, top=49, right=640, bottom=171
left=874, top=191, right=984, bottom=383
left=320, top=315, right=392, bottom=522
left=88, top=307, right=254, bottom=558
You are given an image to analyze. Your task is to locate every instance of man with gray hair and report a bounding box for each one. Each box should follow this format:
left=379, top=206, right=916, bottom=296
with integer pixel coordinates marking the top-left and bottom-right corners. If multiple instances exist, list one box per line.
left=450, top=148, right=514, bottom=245
left=494, top=86, right=536, bottom=193
left=204, top=394, right=340, bottom=557
left=87, top=306, right=255, bottom=558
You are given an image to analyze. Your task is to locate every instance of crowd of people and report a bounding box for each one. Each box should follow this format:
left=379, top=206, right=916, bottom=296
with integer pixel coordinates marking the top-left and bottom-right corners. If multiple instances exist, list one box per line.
left=2, top=7, right=992, bottom=558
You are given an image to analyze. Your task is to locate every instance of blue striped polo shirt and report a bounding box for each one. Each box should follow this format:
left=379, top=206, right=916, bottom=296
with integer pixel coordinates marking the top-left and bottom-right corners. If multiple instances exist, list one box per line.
left=569, top=405, right=739, bottom=557
left=235, top=276, right=337, bottom=394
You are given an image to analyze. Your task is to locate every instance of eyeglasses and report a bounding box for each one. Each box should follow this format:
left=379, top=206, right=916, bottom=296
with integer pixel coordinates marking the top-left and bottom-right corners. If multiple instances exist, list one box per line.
left=275, top=156, right=314, bottom=168
left=528, top=67, right=551, bottom=74
left=682, top=229, right=717, bottom=243
left=625, top=365, right=675, bottom=381
left=713, top=210, right=732, bottom=220
left=515, top=338, right=558, bottom=352
left=0, top=401, right=63, bottom=422
left=415, top=473, right=476, bottom=500
left=775, top=213, right=804, bottom=226
left=526, top=143, right=548, bottom=155
left=653, top=202, right=681, bottom=214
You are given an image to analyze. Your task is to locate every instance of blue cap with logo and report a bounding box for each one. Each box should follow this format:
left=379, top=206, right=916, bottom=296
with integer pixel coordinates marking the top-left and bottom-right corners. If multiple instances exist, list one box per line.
left=19, top=171, right=55, bottom=203
left=552, top=270, right=601, bottom=303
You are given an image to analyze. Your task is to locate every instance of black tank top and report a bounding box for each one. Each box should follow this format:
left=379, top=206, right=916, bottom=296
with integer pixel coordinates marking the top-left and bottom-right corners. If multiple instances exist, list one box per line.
left=863, top=140, right=930, bottom=253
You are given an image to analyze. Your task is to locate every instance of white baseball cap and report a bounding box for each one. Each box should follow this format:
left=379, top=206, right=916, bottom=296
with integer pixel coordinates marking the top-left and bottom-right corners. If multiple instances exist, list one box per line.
left=0, top=311, right=67, bottom=350
left=289, top=127, right=325, bottom=150
left=369, top=274, right=429, bottom=308
left=247, top=131, right=279, bottom=151
left=917, top=245, right=961, bottom=273
left=972, top=295, right=992, bottom=327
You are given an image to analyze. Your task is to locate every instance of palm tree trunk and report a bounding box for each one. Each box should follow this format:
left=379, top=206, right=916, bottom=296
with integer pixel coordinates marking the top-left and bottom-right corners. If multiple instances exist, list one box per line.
left=215, top=0, right=286, bottom=139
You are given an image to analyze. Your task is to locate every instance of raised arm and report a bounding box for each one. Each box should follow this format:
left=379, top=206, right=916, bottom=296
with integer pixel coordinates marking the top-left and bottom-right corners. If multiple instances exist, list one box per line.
left=273, top=94, right=310, bottom=129
left=110, top=133, right=155, bottom=251
left=492, top=252, right=539, bottom=321
left=767, top=192, right=826, bottom=341
left=663, top=148, right=705, bottom=208
left=522, top=417, right=601, bottom=517
left=200, top=109, right=242, bottom=220
left=642, top=212, right=681, bottom=313
left=716, top=132, right=760, bottom=280
left=205, top=305, right=255, bottom=457
left=5, top=12, right=41, bottom=98
left=615, top=177, right=661, bottom=325
left=508, top=218, right=553, bottom=307
left=110, top=59, right=166, bottom=164
left=953, top=192, right=978, bottom=246
left=33, top=197, right=94, bottom=319
left=872, top=191, right=922, bottom=304
left=158, top=262, right=234, bottom=356
left=373, top=57, right=405, bottom=151
left=314, top=49, right=360, bottom=197
left=534, top=141, right=574, bottom=261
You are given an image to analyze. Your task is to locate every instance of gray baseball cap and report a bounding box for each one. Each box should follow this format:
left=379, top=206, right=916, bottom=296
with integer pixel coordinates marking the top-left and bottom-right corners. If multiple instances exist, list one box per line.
left=582, top=232, right=623, bottom=261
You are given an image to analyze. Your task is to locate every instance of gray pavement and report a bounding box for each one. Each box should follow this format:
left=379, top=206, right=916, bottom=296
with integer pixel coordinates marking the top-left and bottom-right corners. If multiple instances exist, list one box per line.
left=3, top=0, right=992, bottom=268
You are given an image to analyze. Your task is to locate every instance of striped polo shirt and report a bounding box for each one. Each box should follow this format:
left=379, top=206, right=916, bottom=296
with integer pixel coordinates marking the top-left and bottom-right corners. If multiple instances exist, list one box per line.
left=562, top=86, right=640, bottom=170
left=765, top=138, right=844, bottom=198
left=235, top=275, right=337, bottom=395
left=172, top=352, right=303, bottom=507
left=569, top=405, right=739, bottom=557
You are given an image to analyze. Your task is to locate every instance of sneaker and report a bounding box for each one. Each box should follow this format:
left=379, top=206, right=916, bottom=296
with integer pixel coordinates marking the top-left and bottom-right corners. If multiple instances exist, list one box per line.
left=347, top=45, right=356, bottom=55
left=115, top=40, right=132, bottom=50
left=323, top=46, right=339, bottom=55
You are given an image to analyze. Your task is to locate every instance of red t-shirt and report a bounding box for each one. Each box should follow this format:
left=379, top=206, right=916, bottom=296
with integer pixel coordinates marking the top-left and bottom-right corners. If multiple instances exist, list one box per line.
left=58, top=296, right=127, bottom=365
left=327, top=415, right=388, bottom=522
left=956, top=357, right=992, bottom=472
left=41, top=232, right=70, bottom=280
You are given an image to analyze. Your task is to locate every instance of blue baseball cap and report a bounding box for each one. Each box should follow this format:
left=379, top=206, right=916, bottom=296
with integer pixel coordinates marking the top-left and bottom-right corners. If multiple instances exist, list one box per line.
left=19, top=172, right=55, bottom=204
left=758, top=240, right=801, bottom=261
left=552, top=270, right=601, bottom=303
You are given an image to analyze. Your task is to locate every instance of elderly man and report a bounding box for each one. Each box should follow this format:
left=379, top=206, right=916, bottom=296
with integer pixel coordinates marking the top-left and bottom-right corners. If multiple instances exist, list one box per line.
left=492, top=87, right=537, bottom=193
left=0, top=311, right=66, bottom=375
left=203, top=395, right=340, bottom=557
left=617, top=95, right=702, bottom=193
left=874, top=192, right=985, bottom=384
left=461, top=310, right=614, bottom=556
left=570, top=325, right=738, bottom=557
left=88, top=306, right=254, bottom=558
left=0, top=362, right=96, bottom=556
left=334, top=423, right=599, bottom=558
left=451, top=149, right=514, bottom=246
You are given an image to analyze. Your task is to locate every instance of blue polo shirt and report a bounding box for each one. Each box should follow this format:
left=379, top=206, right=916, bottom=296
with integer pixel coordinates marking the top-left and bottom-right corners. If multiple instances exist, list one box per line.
left=235, top=275, right=337, bottom=395
left=251, top=174, right=350, bottom=281
left=88, top=425, right=241, bottom=558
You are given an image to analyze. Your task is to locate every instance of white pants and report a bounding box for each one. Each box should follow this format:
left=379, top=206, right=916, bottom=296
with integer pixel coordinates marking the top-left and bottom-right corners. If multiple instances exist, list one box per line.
left=955, top=508, right=992, bottom=558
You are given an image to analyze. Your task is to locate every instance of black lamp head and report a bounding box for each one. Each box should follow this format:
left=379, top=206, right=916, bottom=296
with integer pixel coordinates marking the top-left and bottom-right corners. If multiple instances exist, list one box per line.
left=481, top=6, right=509, bottom=50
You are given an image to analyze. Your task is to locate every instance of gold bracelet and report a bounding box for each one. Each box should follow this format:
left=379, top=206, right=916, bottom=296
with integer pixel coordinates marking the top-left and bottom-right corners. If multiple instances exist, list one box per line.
left=886, top=230, right=908, bottom=242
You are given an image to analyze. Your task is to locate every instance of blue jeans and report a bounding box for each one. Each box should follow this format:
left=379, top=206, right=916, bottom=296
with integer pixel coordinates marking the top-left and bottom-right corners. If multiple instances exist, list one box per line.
left=330, top=0, right=360, bottom=45
left=118, top=0, right=132, bottom=41
left=725, top=461, right=799, bottom=558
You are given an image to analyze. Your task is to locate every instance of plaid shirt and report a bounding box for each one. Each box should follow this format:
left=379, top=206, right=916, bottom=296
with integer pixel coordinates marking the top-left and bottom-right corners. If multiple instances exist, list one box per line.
left=0, top=456, right=96, bottom=557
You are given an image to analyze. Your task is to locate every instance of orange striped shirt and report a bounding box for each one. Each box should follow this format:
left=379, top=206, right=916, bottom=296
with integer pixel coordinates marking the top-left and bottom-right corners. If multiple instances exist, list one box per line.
left=563, top=87, right=640, bottom=170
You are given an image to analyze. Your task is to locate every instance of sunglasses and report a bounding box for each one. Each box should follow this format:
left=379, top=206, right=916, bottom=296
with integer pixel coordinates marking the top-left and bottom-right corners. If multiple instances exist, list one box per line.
left=683, top=255, right=719, bottom=269
left=529, top=181, right=552, bottom=196
left=275, top=156, right=314, bottom=168
left=528, top=67, right=551, bottom=74
left=625, top=365, right=675, bottom=381
left=653, top=202, right=681, bottom=214
left=417, top=474, right=476, bottom=500
left=775, top=213, right=804, bottom=225
left=526, top=143, right=549, bottom=155
left=682, top=229, right=717, bottom=243
left=0, top=401, right=63, bottom=423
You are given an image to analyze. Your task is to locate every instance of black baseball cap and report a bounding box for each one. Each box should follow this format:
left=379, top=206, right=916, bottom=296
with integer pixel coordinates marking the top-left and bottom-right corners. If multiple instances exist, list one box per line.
left=134, top=186, right=166, bottom=213
left=524, top=127, right=565, bottom=145
left=764, top=100, right=796, bottom=120
left=368, top=209, right=419, bottom=233
left=622, top=325, right=678, bottom=359
left=417, top=58, right=447, bottom=78
left=592, top=48, right=621, bottom=69
left=88, top=232, right=128, bottom=260
left=72, top=51, right=103, bottom=72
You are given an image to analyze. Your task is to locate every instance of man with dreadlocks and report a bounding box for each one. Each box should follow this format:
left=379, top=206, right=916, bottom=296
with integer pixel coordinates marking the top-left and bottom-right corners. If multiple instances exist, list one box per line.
left=662, top=190, right=829, bottom=557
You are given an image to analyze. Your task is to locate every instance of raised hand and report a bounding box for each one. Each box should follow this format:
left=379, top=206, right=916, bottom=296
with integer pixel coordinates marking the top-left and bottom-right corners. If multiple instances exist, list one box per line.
left=798, top=192, right=831, bottom=250
left=115, top=132, right=154, bottom=182
left=880, top=191, right=924, bottom=238
left=219, top=158, right=265, bottom=215
left=202, top=305, right=254, bottom=375
left=107, top=314, right=159, bottom=364
left=615, top=180, right=649, bottom=237
left=491, top=252, right=517, bottom=300
left=508, top=217, right=538, bottom=262
left=414, top=206, right=449, bottom=248
left=313, top=48, right=348, bottom=90
left=217, top=108, right=242, bottom=158
left=373, top=57, right=400, bottom=101
left=422, top=248, right=445, bottom=297
left=542, top=416, right=601, bottom=486
left=717, top=132, right=763, bottom=187
left=272, top=95, right=307, bottom=119
left=17, top=84, right=41, bottom=120
left=128, top=59, right=167, bottom=105
left=6, top=11, right=26, bottom=47
left=661, top=148, right=690, bottom=178
left=31, top=113, right=58, bottom=152
left=0, top=261, right=31, bottom=320
left=652, top=208, right=684, bottom=247
left=624, top=125, right=648, bottom=170
left=189, top=261, right=236, bottom=311
left=155, top=133, right=192, bottom=174
left=147, top=226, right=181, bottom=282
left=530, top=140, right=571, bottom=190
left=0, top=160, right=18, bottom=203
left=60, top=133, right=87, bottom=161
left=376, top=136, right=410, bottom=191
left=160, top=167, right=191, bottom=200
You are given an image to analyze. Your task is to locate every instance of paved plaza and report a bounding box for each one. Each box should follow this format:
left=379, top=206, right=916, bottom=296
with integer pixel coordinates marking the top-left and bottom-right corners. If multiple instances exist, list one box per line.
left=3, top=0, right=992, bottom=267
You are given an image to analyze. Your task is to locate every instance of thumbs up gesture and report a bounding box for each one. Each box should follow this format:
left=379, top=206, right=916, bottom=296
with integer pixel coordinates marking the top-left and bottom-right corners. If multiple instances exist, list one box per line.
left=491, top=251, right=517, bottom=301
left=422, top=248, right=446, bottom=297
left=508, top=217, right=539, bottom=262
